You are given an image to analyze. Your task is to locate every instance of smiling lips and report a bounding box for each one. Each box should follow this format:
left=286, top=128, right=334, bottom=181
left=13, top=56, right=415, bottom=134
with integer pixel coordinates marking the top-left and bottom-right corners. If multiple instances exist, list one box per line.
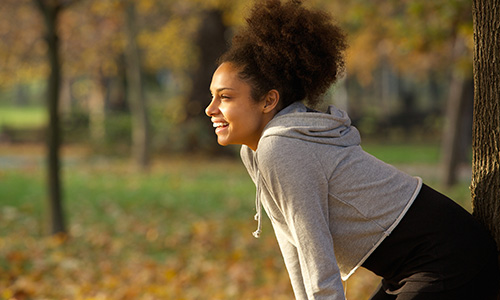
left=213, top=122, right=229, bottom=133
left=213, top=122, right=229, bottom=128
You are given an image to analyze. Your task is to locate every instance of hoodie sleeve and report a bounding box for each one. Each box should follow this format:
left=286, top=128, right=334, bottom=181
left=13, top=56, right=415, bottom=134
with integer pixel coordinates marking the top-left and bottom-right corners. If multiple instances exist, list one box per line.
left=274, top=227, right=308, bottom=299
left=257, top=136, right=346, bottom=300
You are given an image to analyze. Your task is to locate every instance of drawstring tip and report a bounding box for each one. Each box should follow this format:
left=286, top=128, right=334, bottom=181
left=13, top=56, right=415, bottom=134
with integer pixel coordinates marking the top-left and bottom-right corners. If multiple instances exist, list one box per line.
left=252, top=230, right=261, bottom=238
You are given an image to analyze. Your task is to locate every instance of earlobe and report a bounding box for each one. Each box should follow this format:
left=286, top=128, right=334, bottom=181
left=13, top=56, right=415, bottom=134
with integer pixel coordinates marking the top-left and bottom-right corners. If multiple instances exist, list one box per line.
left=263, top=89, right=280, bottom=113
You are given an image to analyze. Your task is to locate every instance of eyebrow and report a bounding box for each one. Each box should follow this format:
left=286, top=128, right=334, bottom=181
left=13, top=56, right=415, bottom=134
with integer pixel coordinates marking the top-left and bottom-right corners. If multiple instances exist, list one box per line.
left=210, top=87, right=235, bottom=93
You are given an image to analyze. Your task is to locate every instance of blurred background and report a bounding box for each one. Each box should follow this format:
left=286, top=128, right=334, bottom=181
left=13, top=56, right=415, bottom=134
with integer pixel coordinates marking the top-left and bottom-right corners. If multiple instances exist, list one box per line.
left=0, top=0, right=474, bottom=299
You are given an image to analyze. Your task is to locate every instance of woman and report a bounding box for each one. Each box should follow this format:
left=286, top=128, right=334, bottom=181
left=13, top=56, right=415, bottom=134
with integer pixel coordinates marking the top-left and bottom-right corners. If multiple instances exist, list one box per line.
left=205, top=0, right=499, bottom=299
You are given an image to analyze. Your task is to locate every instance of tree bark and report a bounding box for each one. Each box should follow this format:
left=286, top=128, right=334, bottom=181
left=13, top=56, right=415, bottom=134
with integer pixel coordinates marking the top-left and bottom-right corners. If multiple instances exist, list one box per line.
left=33, top=0, right=66, bottom=235
left=124, top=1, right=150, bottom=170
left=471, top=0, right=500, bottom=254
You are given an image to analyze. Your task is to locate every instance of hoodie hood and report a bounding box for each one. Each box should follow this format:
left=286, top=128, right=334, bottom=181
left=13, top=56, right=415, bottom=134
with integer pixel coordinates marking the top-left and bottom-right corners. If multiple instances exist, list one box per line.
left=250, top=101, right=360, bottom=239
left=260, top=101, right=361, bottom=147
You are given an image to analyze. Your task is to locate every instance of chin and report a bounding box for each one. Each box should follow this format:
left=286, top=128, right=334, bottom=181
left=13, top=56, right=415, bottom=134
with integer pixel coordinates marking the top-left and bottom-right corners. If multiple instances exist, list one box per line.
left=217, top=139, right=229, bottom=147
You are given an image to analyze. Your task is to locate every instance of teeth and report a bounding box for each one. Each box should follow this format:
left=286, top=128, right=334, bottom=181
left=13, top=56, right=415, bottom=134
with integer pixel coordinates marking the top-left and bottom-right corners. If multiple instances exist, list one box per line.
left=213, top=122, right=229, bottom=128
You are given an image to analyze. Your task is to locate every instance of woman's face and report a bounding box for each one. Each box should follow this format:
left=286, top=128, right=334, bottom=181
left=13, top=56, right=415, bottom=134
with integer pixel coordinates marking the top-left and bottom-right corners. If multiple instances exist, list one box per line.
left=206, top=62, right=272, bottom=151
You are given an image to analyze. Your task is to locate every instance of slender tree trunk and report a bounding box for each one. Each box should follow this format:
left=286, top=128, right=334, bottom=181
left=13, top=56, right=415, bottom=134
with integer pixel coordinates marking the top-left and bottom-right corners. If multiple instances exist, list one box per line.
left=89, top=75, right=106, bottom=142
left=185, top=9, right=228, bottom=153
left=441, top=36, right=471, bottom=187
left=124, top=1, right=150, bottom=170
left=15, top=84, right=29, bottom=106
left=471, top=0, right=500, bottom=266
left=60, top=76, right=73, bottom=114
left=34, top=0, right=66, bottom=235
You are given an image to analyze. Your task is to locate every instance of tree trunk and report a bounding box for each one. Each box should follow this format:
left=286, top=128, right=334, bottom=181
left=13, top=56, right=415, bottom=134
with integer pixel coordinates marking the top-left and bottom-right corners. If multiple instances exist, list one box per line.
left=60, top=76, right=73, bottom=115
left=471, top=0, right=500, bottom=258
left=441, top=36, right=471, bottom=187
left=15, top=84, right=29, bottom=106
left=185, top=9, right=228, bottom=153
left=34, top=0, right=66, bottom=235
left=88, top=75, right=107, bottom=143
left=124, top=1, right=150, bottom=170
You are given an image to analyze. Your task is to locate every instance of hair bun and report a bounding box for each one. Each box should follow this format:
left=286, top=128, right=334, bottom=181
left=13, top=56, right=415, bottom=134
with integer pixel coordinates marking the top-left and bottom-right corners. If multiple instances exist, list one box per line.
left=220, top=0, right=347, bottom=108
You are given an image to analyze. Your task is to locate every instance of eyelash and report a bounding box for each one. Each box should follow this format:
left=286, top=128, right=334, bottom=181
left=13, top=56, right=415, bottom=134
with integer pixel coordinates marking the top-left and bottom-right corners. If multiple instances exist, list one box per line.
left=210, top=94, right=231, bottom=100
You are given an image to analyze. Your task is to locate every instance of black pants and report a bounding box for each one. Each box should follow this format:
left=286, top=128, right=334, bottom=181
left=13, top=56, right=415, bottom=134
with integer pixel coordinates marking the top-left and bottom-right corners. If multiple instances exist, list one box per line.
left=362, top=184, right=500, bottom=300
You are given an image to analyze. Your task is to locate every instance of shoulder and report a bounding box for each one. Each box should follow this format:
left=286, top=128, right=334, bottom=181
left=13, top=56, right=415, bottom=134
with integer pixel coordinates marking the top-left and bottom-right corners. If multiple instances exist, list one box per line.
left=258, top=135, right=301, bottom=160
left=257, top=135, right=322, bottom=173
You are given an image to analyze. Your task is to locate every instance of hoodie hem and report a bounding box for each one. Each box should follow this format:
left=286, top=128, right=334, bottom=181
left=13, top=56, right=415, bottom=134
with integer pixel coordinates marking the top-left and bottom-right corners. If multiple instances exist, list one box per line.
left=341, top=177, right=423, bottom=281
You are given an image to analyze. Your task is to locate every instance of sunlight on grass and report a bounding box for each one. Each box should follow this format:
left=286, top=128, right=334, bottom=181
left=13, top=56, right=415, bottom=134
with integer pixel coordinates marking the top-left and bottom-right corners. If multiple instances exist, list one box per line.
left=0, top=106, right=46, bottom=128
left=362, top=142, right=441, bottom=165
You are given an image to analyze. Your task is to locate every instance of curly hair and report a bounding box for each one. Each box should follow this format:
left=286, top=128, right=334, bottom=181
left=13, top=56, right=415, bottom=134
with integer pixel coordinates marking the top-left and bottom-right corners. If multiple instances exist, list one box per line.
left=218, top=0, right=347, bottom=108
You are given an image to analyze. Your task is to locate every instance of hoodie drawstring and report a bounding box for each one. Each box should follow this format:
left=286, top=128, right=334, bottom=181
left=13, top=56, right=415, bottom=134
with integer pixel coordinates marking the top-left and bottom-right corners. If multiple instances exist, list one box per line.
left=253, top=170, right=262, bottom=238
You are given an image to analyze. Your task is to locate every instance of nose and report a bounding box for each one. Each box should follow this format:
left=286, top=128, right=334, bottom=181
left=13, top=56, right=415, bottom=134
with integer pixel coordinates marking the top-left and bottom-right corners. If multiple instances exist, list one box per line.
left=205, top=98, right=219, bottom=117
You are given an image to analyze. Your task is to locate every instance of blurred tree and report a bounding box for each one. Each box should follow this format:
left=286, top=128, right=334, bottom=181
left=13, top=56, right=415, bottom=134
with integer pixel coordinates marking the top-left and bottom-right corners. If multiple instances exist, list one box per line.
left=184, top=8, right=228, bottom=153
left=0, top=1, right=45, bottom=89
left=441, top=36, right=473, bottom=187
left=33, top=0, right=79, bottom=236
left=124, top=0, right=150, bottom=170
left=3, top=0, right=481, bottom=160
left=387, top=1, right=472, bottom=187
left=470, top=0, right=500, bottom=256
left=59, top=0, right=124, bottom=143
left=139, top=0, right=247, bottom=154
left=317, top=0, right=473, bottom=186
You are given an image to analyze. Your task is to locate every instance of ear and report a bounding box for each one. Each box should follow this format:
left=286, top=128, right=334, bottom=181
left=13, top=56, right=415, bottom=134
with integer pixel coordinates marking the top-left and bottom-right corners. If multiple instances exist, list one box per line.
left=262, top=89, right=280, bottom=113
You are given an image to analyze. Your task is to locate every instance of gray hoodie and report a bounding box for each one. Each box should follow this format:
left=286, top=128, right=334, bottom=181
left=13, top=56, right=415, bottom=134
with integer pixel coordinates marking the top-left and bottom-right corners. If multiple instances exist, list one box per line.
left=240, top=102, right=422, bottom=299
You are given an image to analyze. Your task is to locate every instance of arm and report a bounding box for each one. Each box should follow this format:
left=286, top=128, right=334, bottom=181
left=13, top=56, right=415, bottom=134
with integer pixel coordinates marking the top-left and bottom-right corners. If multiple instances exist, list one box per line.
left=258, top=137, right=345, bottom=299
left=274, top=227, right=308, bottom=299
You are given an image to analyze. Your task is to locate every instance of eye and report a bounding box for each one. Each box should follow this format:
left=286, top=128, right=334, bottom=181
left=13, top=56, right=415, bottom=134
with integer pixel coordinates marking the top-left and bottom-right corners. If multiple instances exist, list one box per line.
left=221, top=95, right=231, bottom=100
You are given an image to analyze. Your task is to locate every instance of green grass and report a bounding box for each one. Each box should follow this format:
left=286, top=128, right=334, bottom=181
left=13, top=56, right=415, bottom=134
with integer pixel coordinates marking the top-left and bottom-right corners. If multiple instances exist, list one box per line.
left=362, top=141, right=472, bottom=210
left=362, top=142, right=441, bottom=165
left=0, top=156, right=257, bottom=235
left=0, top=105, right=46, bottom=128
left=0, top=142, right=469, bottom=223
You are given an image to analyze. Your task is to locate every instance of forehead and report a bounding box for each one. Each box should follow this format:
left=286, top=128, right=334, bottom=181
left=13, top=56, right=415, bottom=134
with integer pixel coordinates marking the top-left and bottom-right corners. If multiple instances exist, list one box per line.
left=210, top=63, right=247, bottom=91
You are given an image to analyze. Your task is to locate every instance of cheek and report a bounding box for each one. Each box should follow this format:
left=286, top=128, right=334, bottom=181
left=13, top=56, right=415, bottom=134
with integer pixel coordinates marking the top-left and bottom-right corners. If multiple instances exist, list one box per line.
left=240, top=115, right=263, bottom=135
left=221, top=106, right=243, bottom=123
